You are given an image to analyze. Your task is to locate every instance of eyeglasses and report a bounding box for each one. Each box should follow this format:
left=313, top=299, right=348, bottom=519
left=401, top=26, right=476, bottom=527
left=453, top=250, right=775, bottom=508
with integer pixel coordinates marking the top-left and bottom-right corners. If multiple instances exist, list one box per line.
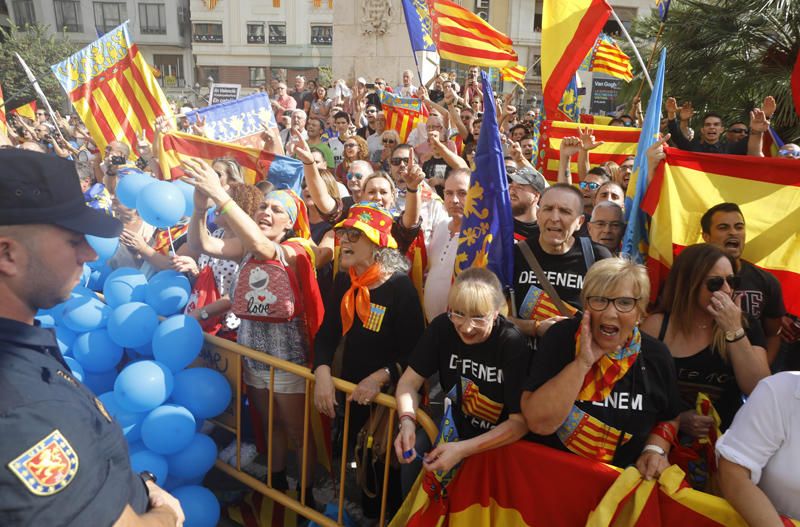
left=590, top=221, right=625, bottom=229
left=778, top=149, right=800, bottom=158
left=344, top=143, right=358, bottom=148
left=447, top=310, right=494, bottom=329
left=579, top=181, right=601, bottom=191
left=346, top=172, right=364, bottom=181
left=335, top=227, right=363, bottom=243
left=728, top=128, right=748, bottom=134
left=390, top=157, right=410, bottom=166
left=706, top=275, right=740, bottom=292
left=382, top=138, right=396, bottom=144
left=366, top=109, right=377, bottom=114
left=505, top=166, right=517, bottom=175
left=586, top=296, right=640, bottom=313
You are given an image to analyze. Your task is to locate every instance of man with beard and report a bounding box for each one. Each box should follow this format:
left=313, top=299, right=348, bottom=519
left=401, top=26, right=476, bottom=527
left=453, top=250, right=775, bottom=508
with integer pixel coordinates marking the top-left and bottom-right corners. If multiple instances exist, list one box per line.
left=701, top=203, right=785, bottom=364
left=508, top=166, right=545, bottom=242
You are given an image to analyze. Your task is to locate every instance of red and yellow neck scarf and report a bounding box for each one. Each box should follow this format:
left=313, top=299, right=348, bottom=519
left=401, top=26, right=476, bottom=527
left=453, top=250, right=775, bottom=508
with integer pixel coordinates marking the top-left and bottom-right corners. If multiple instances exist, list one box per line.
left=340, top=263, right=382, bottom=335
left=576, top=326, right=642, bottom=402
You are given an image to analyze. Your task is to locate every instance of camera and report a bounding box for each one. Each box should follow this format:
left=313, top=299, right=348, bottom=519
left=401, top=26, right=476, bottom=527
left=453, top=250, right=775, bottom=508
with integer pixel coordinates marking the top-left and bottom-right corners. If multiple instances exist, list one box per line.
left=365, top=83, right=376, bottom=90
left=111, top=155, right=126, bottom=166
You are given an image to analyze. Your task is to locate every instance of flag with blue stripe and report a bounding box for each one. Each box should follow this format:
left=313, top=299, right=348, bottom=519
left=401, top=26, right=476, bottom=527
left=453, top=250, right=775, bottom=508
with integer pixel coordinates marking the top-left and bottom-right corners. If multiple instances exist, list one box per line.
left=184, top=92, right=277, bottom=143
left=400, top=0, right=437, bottom=52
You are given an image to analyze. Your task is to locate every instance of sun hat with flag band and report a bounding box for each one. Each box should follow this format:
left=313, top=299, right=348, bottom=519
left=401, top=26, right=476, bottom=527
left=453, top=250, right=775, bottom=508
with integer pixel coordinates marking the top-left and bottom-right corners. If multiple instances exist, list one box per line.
left=334, top=202, right=397, bottom=249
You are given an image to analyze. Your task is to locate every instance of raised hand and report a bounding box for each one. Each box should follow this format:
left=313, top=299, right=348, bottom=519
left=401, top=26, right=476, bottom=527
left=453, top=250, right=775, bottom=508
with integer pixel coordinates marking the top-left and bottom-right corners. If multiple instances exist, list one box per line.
left=578, top=125, right=604, bottom=151
left=749, top=108, right=770, bottom=134
left=646, top=133, right=670, bottom=167
left=679, top=101, right=694, bottom=122
left=574, top=311, right=607, bottom=369
left=559, top=136, right=582, bottom=158
left=291, top=129, right=315, bottom=165
left=762, top=95, right=777, bottom=119
left=665, top=97, right=678, bottom=115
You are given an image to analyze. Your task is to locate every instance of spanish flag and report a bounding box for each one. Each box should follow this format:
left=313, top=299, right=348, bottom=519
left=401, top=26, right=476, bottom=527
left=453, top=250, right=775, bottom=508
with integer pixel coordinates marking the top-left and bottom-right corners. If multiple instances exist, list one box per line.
left=426, top=0, right=518, bottom=70
left=541, top=0, right=611, bottom=120
left=643, top=147, right=800, bottom=316
left=10, top=100, right=37, bottom=122
left=535, top=120, right=640, bottom=182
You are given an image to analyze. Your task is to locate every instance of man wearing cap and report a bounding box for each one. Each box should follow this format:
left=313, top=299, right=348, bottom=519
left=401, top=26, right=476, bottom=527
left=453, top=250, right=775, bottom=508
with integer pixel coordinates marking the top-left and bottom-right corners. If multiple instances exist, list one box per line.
left=0, top=150, right=184, bottom=526
left=508, top=165, right=545, bottom=242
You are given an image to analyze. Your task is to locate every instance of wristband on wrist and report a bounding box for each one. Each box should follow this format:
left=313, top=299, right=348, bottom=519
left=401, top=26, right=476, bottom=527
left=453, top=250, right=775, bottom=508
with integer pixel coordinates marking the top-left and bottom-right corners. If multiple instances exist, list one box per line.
left=218, top=199, right=234, bottom=215
left=399, top=412, right=417, bottom=425
left=650, top=421, right=677, bottom=445
left=302, top=160, right=314, bottom=165
left=406, top=186, right=419, bottom=193
left=642, top=444, right=666, bottom=457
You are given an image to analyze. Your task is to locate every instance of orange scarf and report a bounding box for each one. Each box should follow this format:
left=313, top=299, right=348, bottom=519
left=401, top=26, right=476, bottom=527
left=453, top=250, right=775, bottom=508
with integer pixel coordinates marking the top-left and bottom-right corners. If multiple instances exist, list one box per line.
left=576, top=326, right=642, bottom=402
left=340, top=263, right=382, bottom=335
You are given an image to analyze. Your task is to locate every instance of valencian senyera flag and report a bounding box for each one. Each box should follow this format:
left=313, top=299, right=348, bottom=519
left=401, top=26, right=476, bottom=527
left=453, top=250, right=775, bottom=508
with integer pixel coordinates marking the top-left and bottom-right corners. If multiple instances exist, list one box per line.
left=536, top=120, right=640, bottom=182
left=643, top=146, right=800, bottom=316
left=586, top=33, right=634, bottom=82
left=51, top=21, right=171, bottom=153
left=159, top=131, right=304, bottom=193
left=401, top=0, right=437, bottom=52
left=542, top=0, right=611, bottom=120
left=454, top=71, right=514, bottom=288
left=501, top=64, right=527, bottom=89
left=379, top=90, right=423, bottom=143
left=184, top=92, right=277, bottom=148
left=391, top=440, right=800, bottom=526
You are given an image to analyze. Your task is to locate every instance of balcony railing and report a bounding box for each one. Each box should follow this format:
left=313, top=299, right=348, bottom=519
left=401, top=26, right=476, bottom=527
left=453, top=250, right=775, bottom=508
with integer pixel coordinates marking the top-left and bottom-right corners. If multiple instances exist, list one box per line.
left=193, top=33, right=223, bottom=43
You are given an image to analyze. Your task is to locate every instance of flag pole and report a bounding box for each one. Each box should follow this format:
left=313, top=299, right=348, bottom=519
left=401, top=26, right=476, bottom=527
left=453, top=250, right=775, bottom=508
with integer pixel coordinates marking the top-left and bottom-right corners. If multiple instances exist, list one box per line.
left=634, top=23, right=665, bottom=100
left=15, top=53, right=67, bottom=143
left=609, top=8, right=653, bottom=90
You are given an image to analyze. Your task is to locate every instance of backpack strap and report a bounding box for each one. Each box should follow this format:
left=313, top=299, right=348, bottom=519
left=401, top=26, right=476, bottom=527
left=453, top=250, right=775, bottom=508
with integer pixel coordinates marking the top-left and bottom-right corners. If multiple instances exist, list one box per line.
left=579, top=236, right=596, bottom=272
left=517, top=241, right=573, bottom=317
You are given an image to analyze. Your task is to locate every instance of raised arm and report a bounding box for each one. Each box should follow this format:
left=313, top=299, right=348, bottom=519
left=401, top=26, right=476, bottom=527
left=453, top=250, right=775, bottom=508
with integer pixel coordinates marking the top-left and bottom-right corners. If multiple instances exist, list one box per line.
left=557, top=137, right=582, bottom=184
left=577, top=125, right=604, bottom=181
left=402, top=153, right=424, bottom=229
left=292, top=130, right=337, bottom=215
left=747, top=108, right=768, bottom=158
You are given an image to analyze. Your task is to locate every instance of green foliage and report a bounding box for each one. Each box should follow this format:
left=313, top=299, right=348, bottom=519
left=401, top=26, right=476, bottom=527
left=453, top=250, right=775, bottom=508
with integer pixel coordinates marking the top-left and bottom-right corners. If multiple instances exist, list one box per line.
left=624, top=0, right=800, bottom=141
left=0, top=24, right=79, bottom=110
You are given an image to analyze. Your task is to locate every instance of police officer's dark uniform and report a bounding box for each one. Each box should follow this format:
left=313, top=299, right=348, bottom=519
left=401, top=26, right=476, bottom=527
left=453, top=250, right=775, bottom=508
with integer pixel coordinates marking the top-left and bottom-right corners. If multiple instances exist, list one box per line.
left=0, top=151, right=148, bottom=526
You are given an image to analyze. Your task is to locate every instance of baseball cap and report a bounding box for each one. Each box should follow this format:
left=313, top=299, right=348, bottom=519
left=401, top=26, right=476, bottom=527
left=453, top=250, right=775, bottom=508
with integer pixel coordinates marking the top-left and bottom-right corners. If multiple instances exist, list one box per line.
left=508, top=166, right=546, bottom=194
left=0, top=150, right=122, bottom=237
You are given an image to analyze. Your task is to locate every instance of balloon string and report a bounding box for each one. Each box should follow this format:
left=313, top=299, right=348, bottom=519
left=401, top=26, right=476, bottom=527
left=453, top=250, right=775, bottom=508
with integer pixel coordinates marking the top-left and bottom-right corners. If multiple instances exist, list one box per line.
left=167, top=228, right=176, bottom=256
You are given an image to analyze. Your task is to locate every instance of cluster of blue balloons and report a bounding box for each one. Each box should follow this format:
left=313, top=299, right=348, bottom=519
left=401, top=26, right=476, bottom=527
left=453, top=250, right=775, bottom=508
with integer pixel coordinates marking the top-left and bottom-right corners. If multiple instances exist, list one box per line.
left=116, top=167, right=194, bottom=228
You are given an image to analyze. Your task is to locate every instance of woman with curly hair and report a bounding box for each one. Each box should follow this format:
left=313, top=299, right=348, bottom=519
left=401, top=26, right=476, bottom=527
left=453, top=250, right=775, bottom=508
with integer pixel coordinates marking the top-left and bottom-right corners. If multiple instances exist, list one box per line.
left=334, top=135, right=369, bottom=186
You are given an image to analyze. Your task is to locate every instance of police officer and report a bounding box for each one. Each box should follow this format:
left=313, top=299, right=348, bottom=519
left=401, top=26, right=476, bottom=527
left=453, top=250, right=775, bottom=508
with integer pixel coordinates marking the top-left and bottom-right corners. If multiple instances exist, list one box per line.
left=0, top=150, right=184, bottom=526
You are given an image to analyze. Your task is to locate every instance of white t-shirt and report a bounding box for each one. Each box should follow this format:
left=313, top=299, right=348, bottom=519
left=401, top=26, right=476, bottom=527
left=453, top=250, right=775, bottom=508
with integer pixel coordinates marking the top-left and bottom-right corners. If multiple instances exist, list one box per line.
left=423, top=219, right=460, bottom=322
left=716, top=371, right=800, bottom=520
left=327, top=137, right=345, bottom=167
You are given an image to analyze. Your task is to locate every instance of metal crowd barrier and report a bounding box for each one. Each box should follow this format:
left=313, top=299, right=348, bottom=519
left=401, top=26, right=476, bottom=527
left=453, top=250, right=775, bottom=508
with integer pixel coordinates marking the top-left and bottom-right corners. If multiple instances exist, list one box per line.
left=197, top=332, right=439, bottom=526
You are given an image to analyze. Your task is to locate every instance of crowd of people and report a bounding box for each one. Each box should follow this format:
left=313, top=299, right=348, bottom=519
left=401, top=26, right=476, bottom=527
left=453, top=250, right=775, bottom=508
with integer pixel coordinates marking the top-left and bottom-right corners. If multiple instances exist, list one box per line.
left=1, top=65, right=800, bottom=527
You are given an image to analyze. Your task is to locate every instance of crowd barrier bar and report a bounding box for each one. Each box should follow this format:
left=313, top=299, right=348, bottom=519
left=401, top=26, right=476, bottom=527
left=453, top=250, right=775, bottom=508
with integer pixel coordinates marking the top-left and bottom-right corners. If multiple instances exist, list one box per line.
left=201, top=332, right=439, bottom=526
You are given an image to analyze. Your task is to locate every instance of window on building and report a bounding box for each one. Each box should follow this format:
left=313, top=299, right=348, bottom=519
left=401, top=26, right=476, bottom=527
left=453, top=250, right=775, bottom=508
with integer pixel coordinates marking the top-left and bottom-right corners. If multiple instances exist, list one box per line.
left=533, top=1, right=543, bottom=32
left=249, top=67, right=266, bottom=88
left=310, top=25, right=332, bottom=46
left=139, top=3, right=166, bottom=35
left=54, top=1, right=82, bottom=32
left=193, top=23, right=223, bottom=43
left=153, top=54, right=184, bottom=87
left=13, top=0, right=36, bottom=26
left=268, top=23, right=286, bottom=45
left=197, top=66, right=219, bottom=85
left=247, top=23, right=265, bottom=44
left=93, top=2, right=126, bottom=33
left=475, top=0, right=490, bottom=21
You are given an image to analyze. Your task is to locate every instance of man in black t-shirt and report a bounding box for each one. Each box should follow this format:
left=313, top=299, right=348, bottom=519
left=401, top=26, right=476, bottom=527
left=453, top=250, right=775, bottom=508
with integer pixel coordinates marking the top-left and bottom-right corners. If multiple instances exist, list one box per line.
left=701, top=203, right=786, bottom=364
left=508, top=166, right=545, bottom=242
left=511, top=183, right=611, bottom=337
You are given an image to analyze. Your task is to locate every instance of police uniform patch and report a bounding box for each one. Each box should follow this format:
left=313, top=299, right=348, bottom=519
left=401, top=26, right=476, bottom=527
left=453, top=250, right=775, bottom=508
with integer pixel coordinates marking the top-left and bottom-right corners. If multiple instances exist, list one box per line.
left=8, top=429, right=79, bottom=496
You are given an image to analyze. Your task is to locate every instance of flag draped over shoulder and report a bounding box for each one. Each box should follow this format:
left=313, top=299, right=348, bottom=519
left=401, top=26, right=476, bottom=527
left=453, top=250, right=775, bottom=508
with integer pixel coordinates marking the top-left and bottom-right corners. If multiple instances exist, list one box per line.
left=51, top=22, right=171, bottom=153
left=536, top=120, right=640, bottom=182
left=541, top=0, right=611, bottom=120
left=401, top=0, right=437, bottom=52
left=425, top=0, right=518, bottom=70
left=454, top=71, right=514, bottom=288
left=621, top=47, right=666, bottom=263
left=10, top=100, right=37, bottom=121
left=159, top=131, right=304, bottom=194
left=379, top=90, right=423, bottom=142
left=643, top=147, right=800, bottom=315
left=587, top=33, right=634, bottom=82
left=184, top=92, right=277, bottom=147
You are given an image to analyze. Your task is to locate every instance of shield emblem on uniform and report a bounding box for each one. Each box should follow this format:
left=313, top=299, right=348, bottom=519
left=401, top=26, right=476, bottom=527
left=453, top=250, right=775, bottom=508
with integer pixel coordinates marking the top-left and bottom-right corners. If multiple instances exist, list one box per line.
left=8, top=429, right=79, bottom=496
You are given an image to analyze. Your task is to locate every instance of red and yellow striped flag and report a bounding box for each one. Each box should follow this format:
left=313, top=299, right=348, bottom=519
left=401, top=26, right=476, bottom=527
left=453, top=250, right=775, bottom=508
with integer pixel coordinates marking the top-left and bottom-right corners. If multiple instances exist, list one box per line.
left=536, top=120, right=640, bottom=182
left=10, top=100, right=37, bottom=122
left=500, top=64, right=527, bottom=88
left=643, top=148, right=800, bottom=316
left=591, top=34, right=634, bottom=82
left=426, top=0, right=518, bottom=69
left=51, top=22, right=171, bottom=154
left=461, top=379, right=503, bottom=424
left=379, top=90, right=423, bottom=143
left=0, top=83, right=7, bottom=135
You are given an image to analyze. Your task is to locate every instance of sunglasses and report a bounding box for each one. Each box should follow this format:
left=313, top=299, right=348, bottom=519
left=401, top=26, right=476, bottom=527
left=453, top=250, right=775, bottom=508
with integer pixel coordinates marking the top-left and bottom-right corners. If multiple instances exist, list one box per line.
left=366, top=109, right=377, bottom=114
left=728, top=128, right=748, bottom=134
left=778, top=149, right=800, bottom=158
left=382, top=138, right=396, bottom=144
left=335, top=227, right=362, bottom=243
left=390, top=157, right=410, bottom=166
left=344, top=143, right=358, bottom=148
left=346, top=172, right=364, bottom=181
left=706, top=275, right=740, bottom=292
left=579, top=181, right=601, bottom=191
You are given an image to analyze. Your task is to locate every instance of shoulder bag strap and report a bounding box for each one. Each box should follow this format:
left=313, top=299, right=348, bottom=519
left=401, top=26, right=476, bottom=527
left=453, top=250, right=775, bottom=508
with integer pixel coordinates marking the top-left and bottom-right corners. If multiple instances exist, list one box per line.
left=579, top=236, right=596, bottom=271
left=517, top=240, right=573, bottom=317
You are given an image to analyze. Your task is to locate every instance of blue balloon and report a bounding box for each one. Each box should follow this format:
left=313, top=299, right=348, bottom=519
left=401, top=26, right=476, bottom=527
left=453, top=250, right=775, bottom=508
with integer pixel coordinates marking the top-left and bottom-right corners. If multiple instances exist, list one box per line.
left=136, top=180, right=186, bottom=229
left=171, top=368, right=232, bottom=420
left=141, top=404, right=196, bottom=455
left=55, top=326, right=77, bottom=356
left=82, top=368, right=119, bottom=395
left=81, top=263, right=91, bottom=286
left=152, top=315, right=203, bottom=373
left=72, top=329, right=123, bottom=373
left=98, top=391, right=146, bottom=442
left=114, top=360, right=173, bottom=413
left=64, top=356, right=85, bottom=382
left=133, top=341, right=153, bottom=357
left=86, top=235, right=120, bottom=262
left=166, top=433, right=217, bottom=480
left=117, top=169, right=155, bottom=208
left=173, top=179, right=195, bottom=217
left=35, top=313, right=57, bottom=328
left=146, top=273, right=191, bottom=316
left=88, top=263, right=113, bottom=292
left=61, top=296, right=111, bottom=333
left=103, top=268, right=148, bottom=308
left=171, top=486, right=220, bottom=527
left=38, top=302, right=67, bottom=326
left=70, top=285, right=98, bottom=299
left=107, top=302, right=159, bottom=348
left=130, top=449, right=169, bottom=485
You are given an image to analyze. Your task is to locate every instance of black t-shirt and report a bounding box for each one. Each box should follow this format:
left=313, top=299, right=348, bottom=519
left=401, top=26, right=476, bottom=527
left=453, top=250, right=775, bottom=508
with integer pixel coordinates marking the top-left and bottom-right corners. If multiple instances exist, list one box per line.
left=513, top=236, right=612, bottom=313
left=513, top=218, right=538, bottom=241
left=409, top=314, right=530, bottom=440
left=422, top=156, right=450, bottom=194
left=357, top=125, right=375, bottom=140
left=667, top=118, right=748, bottom=155
left=736, top=260, right=785, bottom=321
left=524, top=317, right=682, bottom=468
left=314, top=272, right=425, bottom=384
left=428, top=89, right=445, bottom=103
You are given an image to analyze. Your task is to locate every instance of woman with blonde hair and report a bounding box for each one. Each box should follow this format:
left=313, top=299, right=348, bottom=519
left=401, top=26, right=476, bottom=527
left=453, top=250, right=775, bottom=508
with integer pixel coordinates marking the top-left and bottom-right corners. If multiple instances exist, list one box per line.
left=335, top=135, right=369, bottom=186
left=522, top=258, right=683, bottom=479
left=394, top=267, right=530, bottom=473
left=375, top=130, right=401, bottom=171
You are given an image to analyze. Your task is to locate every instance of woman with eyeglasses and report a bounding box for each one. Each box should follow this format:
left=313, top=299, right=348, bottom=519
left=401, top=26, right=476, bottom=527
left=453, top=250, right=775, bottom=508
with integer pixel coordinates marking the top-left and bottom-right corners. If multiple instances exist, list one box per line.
left=374, top=130, right=400, bottom=171
left=394, top=267, right=530, bottom=473
left=334, top=135, right=369, bottom=186
left=640, top=243, right=769, bottom=489
left=522, top=258, right=683, bottom=479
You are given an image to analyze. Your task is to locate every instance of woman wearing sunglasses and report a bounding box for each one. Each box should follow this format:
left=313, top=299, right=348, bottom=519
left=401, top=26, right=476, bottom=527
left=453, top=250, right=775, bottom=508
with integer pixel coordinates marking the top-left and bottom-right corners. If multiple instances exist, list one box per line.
left=522, top=258, right=682, bottom=480
left=395, top=267, right=529, bottom=473
left=641, top=243, right=770, bottom=489
left=334, top=135, right=369, bottom=186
